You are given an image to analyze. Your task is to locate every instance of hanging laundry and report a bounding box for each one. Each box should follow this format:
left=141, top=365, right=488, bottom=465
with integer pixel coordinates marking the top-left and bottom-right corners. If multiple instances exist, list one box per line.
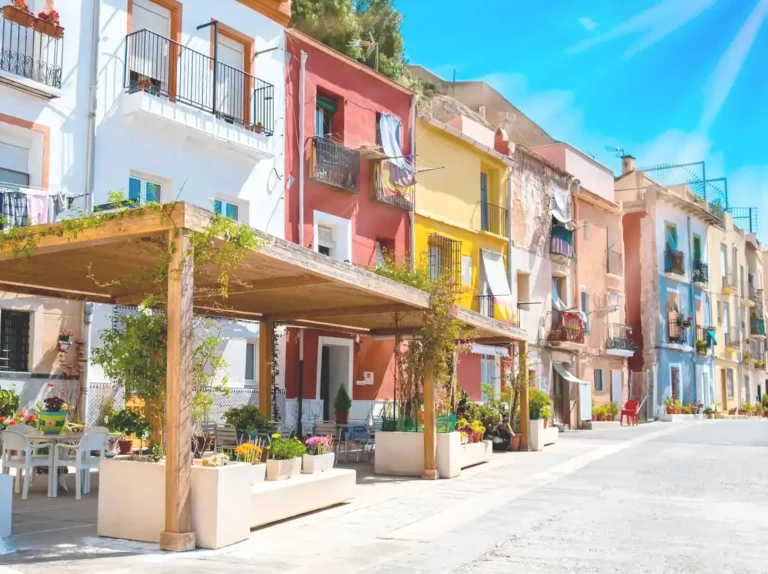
left=48, top=192, right=67, bottom=223
left=1, top=192, right=28, bottom=227
left=378, top=114, right=415, bottom=186
left=28, top=194, right=49, bottom=225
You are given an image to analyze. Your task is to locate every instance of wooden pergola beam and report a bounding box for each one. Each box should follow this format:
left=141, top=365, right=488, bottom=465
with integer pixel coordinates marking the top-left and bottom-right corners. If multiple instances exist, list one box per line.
left=272, top=304, right=416, bottom=322
left=227, top=274, right=331, bottom=294
left=259, top=319, right=273, bottom=418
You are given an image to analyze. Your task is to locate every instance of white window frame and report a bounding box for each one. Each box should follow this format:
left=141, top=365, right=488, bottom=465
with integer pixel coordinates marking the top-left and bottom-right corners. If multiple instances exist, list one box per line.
left=669, top=363, right=682, bottom=401
left=244, top=341, right=256, bottom=384
left=481, top=355, right=499, bottom=401
left=313, top=210, right=352, bottom=263
left=214, top=196, right=244, bottom=222
left=594, top=368, right=604, bottom=392
left=461, top=255, right=472, bottom=287
left=128, top=172, right=166, bottom=206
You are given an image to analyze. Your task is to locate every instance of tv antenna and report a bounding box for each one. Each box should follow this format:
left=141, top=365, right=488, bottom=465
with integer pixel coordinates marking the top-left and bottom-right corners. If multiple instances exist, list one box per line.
left=604, top=145, right=626, bottom=158
left=348, top=32, right=379, bottom=71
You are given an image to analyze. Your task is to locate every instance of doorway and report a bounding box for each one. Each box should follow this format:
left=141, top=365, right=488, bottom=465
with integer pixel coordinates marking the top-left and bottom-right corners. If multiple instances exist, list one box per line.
left=317, top=337, right=353, bottom=421
left=611, top=370, right=622, bottom=419
left=721, top=369, right=728, bottom=412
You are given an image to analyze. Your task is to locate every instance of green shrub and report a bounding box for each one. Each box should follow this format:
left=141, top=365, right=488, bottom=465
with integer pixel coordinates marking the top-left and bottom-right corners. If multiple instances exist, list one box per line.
left=529, top=388, right=552, bottom=420
left=334, top=385, right=352, bottom=413
left=269, top=435, right=306, bottom=460
left=224, top=405, right=274, bottom=435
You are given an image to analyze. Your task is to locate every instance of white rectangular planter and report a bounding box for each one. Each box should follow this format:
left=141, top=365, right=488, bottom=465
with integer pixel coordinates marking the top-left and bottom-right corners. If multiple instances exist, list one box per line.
left=436, top=432, right=461, bottom=479
left=266, top=457, right=302, bottom=481
left=0, top=473, right=11, bottom=538
left=97, top=458, right=253, bottom=549
left=375, top=431, right=470, bottom=479
left=528, top=419, right=545, bottom=451
left=302, top=452, right=335, bottom=474
left=460, top=440, right=493, bottom=469
left=251, top=463, right=266, bottom=484
left=250, top=469, right=356, bottom=529
left=542, top=426, right=559, bottom=446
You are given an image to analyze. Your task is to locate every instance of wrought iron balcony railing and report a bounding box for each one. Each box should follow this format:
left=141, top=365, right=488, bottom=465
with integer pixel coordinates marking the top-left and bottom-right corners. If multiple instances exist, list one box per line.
left=664, top=248, right=685, bottom=275
left=695, top=324, right=714, bottom=354
left=371, top=166, right=412, bottom=210
left=722, top=270, right=738, bottom=292
left=0, top=13, right=63, bottom=89
left=477, top=295, right=495, bottom=319
left=124, top=29, right=275, bottom=135
left=693, top=260, right=709, bottom=284
left=606, top=323, right=633, bottom=351
left=311, top=136, right=360, bottom=192
left=751, top=314, right=766, bottom=337
left=667, top=312, right=689, bottom=344
left=547, top=309, right=585, bottom=344
left=480, top=202, right=509, bottom=238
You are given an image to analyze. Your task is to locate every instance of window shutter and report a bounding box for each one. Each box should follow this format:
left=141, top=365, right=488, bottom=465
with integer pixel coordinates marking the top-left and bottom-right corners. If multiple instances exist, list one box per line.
left=0, top=142, right=29, bottom=173
left=461, top=255, right=472, bottom=286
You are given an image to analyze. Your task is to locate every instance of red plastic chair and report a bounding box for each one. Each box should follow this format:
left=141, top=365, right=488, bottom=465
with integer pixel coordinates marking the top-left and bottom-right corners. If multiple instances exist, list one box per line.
left=621, top=399, right=640, bottom=426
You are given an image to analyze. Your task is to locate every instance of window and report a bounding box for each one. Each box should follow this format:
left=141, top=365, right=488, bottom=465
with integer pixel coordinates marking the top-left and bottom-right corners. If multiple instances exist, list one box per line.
left=581, top=291, right=590, bottom=334
left=726, top=369, right=734, bottom=398
left=375, top=112, right=400, bottom=147
left=723, top=303, right=730, bottom=342
left=480, top=172, right=489, bottom=231
left=0, top=142, right=30, bottom=190
left=720, top=244, right=728, bottom=283
left=427, top=234, right=462, bottom=286
left=214, top=199, right=239, bottom=221
left=0, top=310, right=30, bottom=372
left=693, top=234, right=702, bottom=263
left=665, top=222, right=678, bottom=250
left=594, top=368, right=604, bottom=392
left=128, top=176, right=161, bottom=206
left=375, top=238, right=395, bottom=267
left=717, top=301, right=722, bottom=324
left=245, top=342, right=256, bottom=382
left=671, top=366, right=681, bottom=400
left=517, top=273, right=530, bottom=303
left=461, top=255, right=472, bottom=286
left=481, top=355, right=497, bottom=401
left=744, top=375, right=750, bottom=403
left=316, top=96, right=336, bottom=138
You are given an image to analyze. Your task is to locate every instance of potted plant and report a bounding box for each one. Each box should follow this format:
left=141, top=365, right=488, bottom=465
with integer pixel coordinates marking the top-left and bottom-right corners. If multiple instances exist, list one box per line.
left=674, top=399, right=682, bottom=414
left=253, top=121, right=264, bottom=134
left=744, top=402, right=755, bottom=417
left=58, top=328, right=74, bottom=352
left=111, top=409, right=150, bottom=455
left=470, top=419, right=486, bottom=442
left=333, top=384, right=352, bottom=425
left=529, top=388, right=552, bottom=422
left=0, top=388, right=20, bottom=426
left=607, top=402, right=619, bottom=420
left=540, top=405, right=551, bottom=428
left=37, top=394, right=68, bottom=435
left=34, top=8, right=64, bottom=39
left=234, top=442, right=266, bottom=483
left=2, top=0, right=35, bottom=28
left=703, top=407, right=714, bottom=419
left=266, top=434, right=306, bottom=480
left=695, top=339, right=708, bottom=355
left=223, top=404, right=275, bottom=438
left=302, top=435, right=335, bottom=474
left=664, top=396, right=675, bottom=415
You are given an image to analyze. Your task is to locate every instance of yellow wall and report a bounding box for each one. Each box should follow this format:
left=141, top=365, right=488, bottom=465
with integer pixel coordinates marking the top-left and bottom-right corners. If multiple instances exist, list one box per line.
left=413, top=119, right=510, bottom=314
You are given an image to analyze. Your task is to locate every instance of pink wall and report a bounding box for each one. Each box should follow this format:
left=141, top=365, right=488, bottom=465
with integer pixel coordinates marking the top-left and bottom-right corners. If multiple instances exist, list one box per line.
left=457, top=352, right=481, bottom=401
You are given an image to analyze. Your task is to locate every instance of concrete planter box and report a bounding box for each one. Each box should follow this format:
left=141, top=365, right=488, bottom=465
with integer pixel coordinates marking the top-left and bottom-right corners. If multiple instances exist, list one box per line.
left=0, top=473, right=11, bottom=538
left=542, top=426, right=559, bottom=446
left=97, top=458, right=253, bottom=549
left=266, top=457, right=302, bottom=481
left=376, top=431, right=464, bottom=478
left=250, top=468, right=356, bottom=529
left=583, top=420, right=621, bottom=430
left=460, top=440, right=493, bottom=469
left=302, top=452, right=335, bottom=474
left=251, top=463, right=266, bottom=484
left=660, top=413, right=704, bottom=422
left=528, top=419, right=545, bottom=451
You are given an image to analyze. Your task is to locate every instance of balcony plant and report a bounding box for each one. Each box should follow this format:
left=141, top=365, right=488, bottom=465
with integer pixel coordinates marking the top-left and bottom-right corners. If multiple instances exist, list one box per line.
left=675, top=315, right=693, bottom=329
left=111, top=409, right=150, bottom=455
left=695, top=339, right=708, bottom=355
left=234, top=442, right=267, bottom=483
left=2, top=0, right=35, bottom=28
left=540, top=405, right=551, bottom=428
left=529, top=388, right=552, bottom=421
left=302, top=435, right=335, bottom=474
left=58, top=328, right=74, bottom=352
left=34, top=8, right=63, bottom=39
left=266, top=434, right=306, bottom=480
left=333, top=384, right=352, bottom=425
left=703, top=407, right=714, bottom=419
left=36, top=393, right=69, bottom=435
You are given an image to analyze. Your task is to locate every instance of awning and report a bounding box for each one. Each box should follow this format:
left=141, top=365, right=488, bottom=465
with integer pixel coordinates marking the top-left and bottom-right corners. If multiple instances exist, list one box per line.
left=471, top=343, right=510, bottom=357
left=708, top=328, right=717, bottom=345
left=553, top=363, right=589, bottom=385
left=551, top=182, right=571, bottom=223
left=480, top=249, right=511, bottom=296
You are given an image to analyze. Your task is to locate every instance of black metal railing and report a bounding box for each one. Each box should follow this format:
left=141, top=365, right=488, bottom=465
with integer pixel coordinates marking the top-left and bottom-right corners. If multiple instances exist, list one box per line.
left=311, top=136, right=360, bottom=192
left=667, top=312, right=688, bottom=344
left=749, top=285, right=763, bottom=306
left=0, top=14, right=63, bottom=89
left=664, top=248, right=685, bottom=275
left=547, top=309, right=585, bottom=344
left=427, top=233, right=463, bottom=287
left=692, top=260, right=708, bottom=284
left=478, top=295, right=494, bottom=318
left=480, top=202, right=509, bottom=238
left=372, top=165, right=412, bottom=210
left=695, top=324, right=713, bottom=354
left=607, top=248, right=623, bottom=276
left=124, top=29, right=275, bottom=135
left=606, top=323, right=633, bottom=351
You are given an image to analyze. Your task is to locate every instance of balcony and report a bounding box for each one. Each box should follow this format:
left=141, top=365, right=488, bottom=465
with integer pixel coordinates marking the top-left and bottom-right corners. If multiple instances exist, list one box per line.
left=722, top=271, right=738, bottom=295
left=749, top=339, right=766, bottom=370
left=477, top=295, right=495, bottom=319
left=606, top=323, right=634, bottom=357
left=692, top=261, right=708, bottom=287
left=480, top=202, right=509, bottom=238
left=695, top=325, right=713, bottom=355
left=667, top=312, right=690, bottom=347
left=371, top=164, right=412, bottom=210
left=0, top=13, right=63, bottom=97
left=547, top=309, right=585, bottom=351
left=724, top=332, right=738, bottom=357
left=123, top=29, right=275, bottom=157
left=664, top=248, right=685, bottom=276
left=750, top=314, right=766, bottom=338
left=749, top=286, right=762, bottom=309
left=311, top=137, right=360, bottom=193
left=607, top=248, right=623, bottom=276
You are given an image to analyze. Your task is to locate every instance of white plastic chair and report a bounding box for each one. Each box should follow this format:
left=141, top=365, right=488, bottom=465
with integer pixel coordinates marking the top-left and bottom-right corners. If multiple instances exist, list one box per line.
left=52, top=428, right=107, bottom=499
left=1, top=430, right=54, bottom=499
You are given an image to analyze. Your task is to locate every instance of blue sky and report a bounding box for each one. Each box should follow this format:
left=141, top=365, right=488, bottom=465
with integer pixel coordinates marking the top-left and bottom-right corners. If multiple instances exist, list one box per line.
left=399, top=0, right=768, bottom=239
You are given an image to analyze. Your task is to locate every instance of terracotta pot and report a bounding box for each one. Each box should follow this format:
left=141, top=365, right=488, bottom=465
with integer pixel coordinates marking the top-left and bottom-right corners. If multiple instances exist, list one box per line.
left=543, top=418, right=549, bottom=429
left=118, top=439, right=133, bottom=455
left=509, top=434, right=521, bottom=451
left=2, top=5, right=35, bottom=28
left=334, top=410, right=349, bottom=425
left=33, top=18, right=64, bottom=39
left=665, top=407, right=673, bottom=415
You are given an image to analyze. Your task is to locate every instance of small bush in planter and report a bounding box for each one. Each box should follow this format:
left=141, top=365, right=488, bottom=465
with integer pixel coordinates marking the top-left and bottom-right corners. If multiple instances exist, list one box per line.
left=235, top=442, right=264, bottom=464
left=333, top=385, right=352, bottom=424
left=267, top=434, right=306, bottom=480
left=529, top=388, right=551, bottom=420
left=223, top=405, right=274, bottom=436
left=305, top=435, right=332, bottom=456
left=607, top=402, right=619, bottom=419
left=540, top=405, right=551, bottom=427
left=111, top=409, right=150, bottom=455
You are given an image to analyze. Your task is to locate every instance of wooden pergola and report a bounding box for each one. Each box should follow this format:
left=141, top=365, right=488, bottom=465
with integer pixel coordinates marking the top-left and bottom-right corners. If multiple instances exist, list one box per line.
left=0, top=203, right=528, bottom=550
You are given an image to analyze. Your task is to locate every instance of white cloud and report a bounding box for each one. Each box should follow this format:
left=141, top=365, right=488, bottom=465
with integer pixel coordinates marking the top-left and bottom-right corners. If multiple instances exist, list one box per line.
left=578, top=17, right=599, bottom=31
left=637, top=129, right=714, bottom=167
left=699, top=0, right=768, bottom=131
left=568, top=0, right=718, bottom=58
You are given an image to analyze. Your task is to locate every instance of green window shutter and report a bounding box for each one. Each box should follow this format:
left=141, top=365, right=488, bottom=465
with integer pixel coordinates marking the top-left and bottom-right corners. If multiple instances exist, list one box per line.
left=316, top=96, right=337, bottom=113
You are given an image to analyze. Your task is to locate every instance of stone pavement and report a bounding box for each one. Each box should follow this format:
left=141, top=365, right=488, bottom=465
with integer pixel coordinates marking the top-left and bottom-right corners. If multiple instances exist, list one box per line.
left=4, top=421, right=762, bottom=572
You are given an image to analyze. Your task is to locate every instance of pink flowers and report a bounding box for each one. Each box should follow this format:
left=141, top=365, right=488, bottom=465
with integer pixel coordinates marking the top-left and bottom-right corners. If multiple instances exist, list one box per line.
left=305, top=435, right=332, bottom=455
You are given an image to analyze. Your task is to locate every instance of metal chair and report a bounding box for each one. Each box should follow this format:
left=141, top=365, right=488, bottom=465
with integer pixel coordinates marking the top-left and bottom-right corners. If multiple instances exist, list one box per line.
left=312, top=421, right=339, bottom=463
left=214, top=424, right=239, bottom=452
left=339, top=424, right=369, bottom=463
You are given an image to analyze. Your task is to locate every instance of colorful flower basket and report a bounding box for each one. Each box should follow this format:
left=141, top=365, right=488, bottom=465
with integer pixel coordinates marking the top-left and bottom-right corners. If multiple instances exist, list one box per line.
left=39, top=410, right=67, bottom=434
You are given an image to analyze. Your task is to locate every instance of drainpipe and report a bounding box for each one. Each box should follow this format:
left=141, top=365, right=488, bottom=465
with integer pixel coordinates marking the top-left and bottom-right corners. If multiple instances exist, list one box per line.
left=79, top=302, right=93, bottom=423
left=506, top=168, right=514, bottom=292
left=409, top=94, right=417, bottom=271
left=572, top=181, right=581, bottom=428
left=84, top=0, right=101, bottom=214
left=687, top=215, right=697, bottom=404
left=297, top=51, right=308, bottom=435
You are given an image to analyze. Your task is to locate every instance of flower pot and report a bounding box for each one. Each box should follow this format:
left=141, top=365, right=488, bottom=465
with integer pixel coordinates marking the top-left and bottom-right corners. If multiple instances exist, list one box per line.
left=2, top=5, right=35, bottom=28
left=509, top=434, right=521, bottom=451
left=334, top=410, right=349, bottom=425
left=38, top=410, right=67, bottom=434
left=266, top=457, right=301, bottom=481
left=543, top=418, right=549, bottom=429
left=33, top=18, right=64, bottom=39
left=665, top=407, right=673, bottom=415
left=118, top=439, right=134, bottom=455
left=58, top=337, right=72, bottom=352
left=706, top=414, right=713, bottom=419
left=302, top=452, right=335, bottom=474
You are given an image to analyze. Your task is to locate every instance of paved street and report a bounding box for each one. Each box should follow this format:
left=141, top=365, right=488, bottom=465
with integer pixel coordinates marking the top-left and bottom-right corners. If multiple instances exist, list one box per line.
left=2, top=420, right=768, bottom=573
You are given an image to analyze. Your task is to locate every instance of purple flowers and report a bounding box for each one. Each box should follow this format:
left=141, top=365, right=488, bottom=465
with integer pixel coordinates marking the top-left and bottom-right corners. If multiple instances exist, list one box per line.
left=305, top=435, right=332, bottom=455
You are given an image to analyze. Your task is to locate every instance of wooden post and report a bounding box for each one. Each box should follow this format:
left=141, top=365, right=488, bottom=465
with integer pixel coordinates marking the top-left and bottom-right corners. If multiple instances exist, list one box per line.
left=259, top=319, right=273, bottom=419
left=518, top=340, right=529, bottom=451
left=160, top=229, right=195, bottom=552
left=422, top=361, right=438, bottom=479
